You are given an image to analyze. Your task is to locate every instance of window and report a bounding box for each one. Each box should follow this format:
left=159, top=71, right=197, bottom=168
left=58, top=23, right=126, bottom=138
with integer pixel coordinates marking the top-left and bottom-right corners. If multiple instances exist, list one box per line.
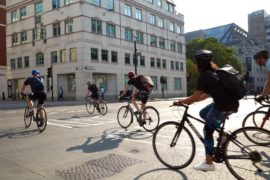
left=40, top=27, right=46, bottom=39
left=157, top=58, right=161, bottom=68
left=24, top=56, right=30, bottom=68
left=21, top=31, right=27, bottom=43
left=105, top=0, right=114, bottom=10
left=69, top=48, right=77, bottom=62
left=151, top=76, right=157, bottom=90
left=140, top=56, right=145, bottom=66
left=161, top=76, right=168, bottom=90
left=11, top=11, right=17, bottom=23
left=17, top=57, right=23, bottom=69
left=60, top=50, right=66, bottom=63
left=136, top=31, right=143, bottom=44
left=91, top=48, right=98, bottom=61
left=92, top=19, right=102, bottom=34
left=106, top=24, right=116, bottom=37
left=176, top=25, right=181, bottom=34
left=146, top=0, right=153, bottom=4
left=171, top=61, right=174, bottom=70
left=51, top=51, right=58, bottom=64
left=68, top=74, right=76, bottom=92
left=65, top=19, right=73, bottom=34
left=149, top=14, right=156, bottom=25
left=90, top=0, right=100, bottom=6
left=167, top=2, right=175, bottom=13
left=124, top=4, right=132, bottom=17
left=52, top=0, right=60, bottom=9
left=150, top=57, right=155, bottom=67
left=33, top=28, right=40, bottom=40
left=111, top=51, right=118, bottom=63
left=125, top=53, right=131, bottom=64
left=162, top=59, right=166, bottom=69
left=169, top=22, right=174, bottom=32
left=12, top=34, right=18, bottom=45
left=177, top=43, right=183, bottom=53
left=135, top=9, right=142, bottom=20
left=20, top=7, right=27, bottom=19
left=36, top=52, right=44, bottom=66
left=35, top=2, right=43, bottom=15
left=10, top=59, right=16, bottom=70
left=180, top=62, right=183, bottom=71
left=53, top=22, right=61, bottom=37
left=159, top=37, right=165, bottom=48
left=246, top=57, right=252, bottom=71
left=64, top=0, right=72, bottom=5
left=125, top=28, right=133, bottom=41
left=150, top=35, right=157, bottom=47
left=157, top=0, right=162, bottom=7
left=170, top=41, right=176, bottom=51
left=156, top=17, right=164, bottom=28
left=102, top=49, right=108, bottom=62
left=174, top=78, right=182, bottom=90
left=35, top=15, right=42, bottom=25
left=175, top=61, right=179, bottom=70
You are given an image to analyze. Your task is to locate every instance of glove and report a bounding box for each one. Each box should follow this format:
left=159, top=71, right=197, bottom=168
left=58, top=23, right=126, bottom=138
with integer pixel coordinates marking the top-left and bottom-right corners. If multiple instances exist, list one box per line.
left=255, top=96, right=266, bottom=103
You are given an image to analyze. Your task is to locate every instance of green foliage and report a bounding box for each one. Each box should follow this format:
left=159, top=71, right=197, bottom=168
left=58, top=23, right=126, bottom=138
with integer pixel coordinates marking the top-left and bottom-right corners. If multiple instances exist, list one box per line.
left=186, top=59, right=198, bottom=95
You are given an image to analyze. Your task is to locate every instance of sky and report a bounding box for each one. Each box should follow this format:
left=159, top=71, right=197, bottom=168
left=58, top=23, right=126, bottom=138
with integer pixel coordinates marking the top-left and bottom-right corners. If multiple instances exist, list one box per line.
left=174, top=0, right=270, bottom=33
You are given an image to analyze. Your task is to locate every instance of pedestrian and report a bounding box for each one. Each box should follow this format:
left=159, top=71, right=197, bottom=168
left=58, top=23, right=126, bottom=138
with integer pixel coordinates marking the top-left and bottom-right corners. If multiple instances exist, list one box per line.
left=58, top=87, right=64, bottom=101
left=100, top=86, right=105, bottom=100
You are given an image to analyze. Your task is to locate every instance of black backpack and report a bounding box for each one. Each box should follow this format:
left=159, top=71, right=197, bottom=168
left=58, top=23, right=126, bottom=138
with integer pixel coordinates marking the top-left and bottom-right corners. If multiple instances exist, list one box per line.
left=216, top=64, right=246, bottom=100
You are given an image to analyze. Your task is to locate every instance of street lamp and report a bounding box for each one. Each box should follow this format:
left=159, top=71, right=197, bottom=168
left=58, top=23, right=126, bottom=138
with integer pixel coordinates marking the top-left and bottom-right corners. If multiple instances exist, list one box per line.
left=134, top=39, right=138, bottom=75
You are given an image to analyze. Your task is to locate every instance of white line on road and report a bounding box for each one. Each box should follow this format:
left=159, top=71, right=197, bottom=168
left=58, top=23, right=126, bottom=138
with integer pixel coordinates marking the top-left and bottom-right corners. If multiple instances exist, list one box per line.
left=47, top=122, right=73, bottom=128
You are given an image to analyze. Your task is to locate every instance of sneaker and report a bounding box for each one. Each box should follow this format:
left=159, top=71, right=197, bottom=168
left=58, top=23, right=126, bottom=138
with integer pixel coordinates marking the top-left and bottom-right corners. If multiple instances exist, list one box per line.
left=138, top=118, right=146, bottom=126
left=193, top=162, right=215, bottom=172
left=37, top=118, right=44, bottom=127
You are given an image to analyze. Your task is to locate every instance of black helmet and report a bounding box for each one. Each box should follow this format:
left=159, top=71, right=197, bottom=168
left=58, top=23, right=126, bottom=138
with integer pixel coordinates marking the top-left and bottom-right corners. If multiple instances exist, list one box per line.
left=194, top=50, right=213, bottom=62
left=253, top=49, right=269, bottom=60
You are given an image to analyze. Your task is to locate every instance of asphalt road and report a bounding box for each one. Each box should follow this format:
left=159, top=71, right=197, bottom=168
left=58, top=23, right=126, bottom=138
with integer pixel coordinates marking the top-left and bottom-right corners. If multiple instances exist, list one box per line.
left=0, top=98, right=269, bottom=180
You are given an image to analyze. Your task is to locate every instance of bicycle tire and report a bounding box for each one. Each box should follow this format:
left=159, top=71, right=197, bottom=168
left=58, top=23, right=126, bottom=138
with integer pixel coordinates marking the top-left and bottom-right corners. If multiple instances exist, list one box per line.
left=141, top=106, right=160, bottom=132
left=117, top=106, right=133, bottom=129
left=24, top=107, right=32, bottom=128
left=86, top=100, right=95, bottom=114
left=153, top=121, right=196, bottom=169
left=36, top=108, right=47, bottom=132
left=224, top=127, right=270, bottom=180
left=98, top=100, right=108, bottom=115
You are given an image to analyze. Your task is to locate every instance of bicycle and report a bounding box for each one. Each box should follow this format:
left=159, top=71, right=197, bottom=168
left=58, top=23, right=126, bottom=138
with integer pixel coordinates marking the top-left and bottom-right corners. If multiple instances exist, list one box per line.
left=85, top=96, right=108, bottom=115
left=23, top=94, right=47, bottom=132
left=117, top=97, right=160, bottom=132
left=153, top=104, right=270, bottom=180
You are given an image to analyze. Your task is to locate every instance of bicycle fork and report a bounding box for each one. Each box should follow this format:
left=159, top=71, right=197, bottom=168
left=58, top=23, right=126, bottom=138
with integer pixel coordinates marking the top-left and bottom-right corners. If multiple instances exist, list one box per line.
left=170, top=124, right=184, bottom=147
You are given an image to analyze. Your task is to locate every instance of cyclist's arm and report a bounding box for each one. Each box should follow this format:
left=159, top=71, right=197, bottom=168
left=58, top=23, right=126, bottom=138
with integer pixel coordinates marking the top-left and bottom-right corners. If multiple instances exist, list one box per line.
left=120, top=85, right=129, bottom=97
left=21, top=84, right=27, bottom=94
left=261, top=73, right=270, bottom=96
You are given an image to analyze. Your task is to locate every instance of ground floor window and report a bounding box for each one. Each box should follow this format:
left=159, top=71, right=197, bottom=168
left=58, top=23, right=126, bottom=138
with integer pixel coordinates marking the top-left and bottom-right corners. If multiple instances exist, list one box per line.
left=68, top=74, right=76, bottom=92
left=174, top=78, right=182, bottom=90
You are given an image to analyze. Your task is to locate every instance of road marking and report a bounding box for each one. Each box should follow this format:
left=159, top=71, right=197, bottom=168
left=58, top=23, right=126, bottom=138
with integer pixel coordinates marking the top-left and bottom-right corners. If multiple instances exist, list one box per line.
left=47, top=122, right=73, bottom=128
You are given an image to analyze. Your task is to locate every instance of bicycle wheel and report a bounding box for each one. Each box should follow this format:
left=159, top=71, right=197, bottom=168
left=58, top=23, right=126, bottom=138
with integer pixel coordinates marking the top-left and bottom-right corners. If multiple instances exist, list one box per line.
left=98, top=100, right=108, bottom=115
left=224, top=127, right=270, bottom=180
left=117, top=106, right=133, bottom=129
left=141, top=106, right=160, bottom=132
left=24, top=107, right=32, bottom=128
left=153, top=121, right=196, bottom=169
left=86, top=100, right=95, bottom=114
left=255, top=105, right=269, bottom=113
left=36, top=108, right=47, bottom=132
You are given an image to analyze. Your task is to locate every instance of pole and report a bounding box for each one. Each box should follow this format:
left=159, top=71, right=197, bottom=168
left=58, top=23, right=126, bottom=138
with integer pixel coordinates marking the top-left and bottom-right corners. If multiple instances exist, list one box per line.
left=51, top=64, right=54, bottom=102
left=134, top=40, right=137, bottom=75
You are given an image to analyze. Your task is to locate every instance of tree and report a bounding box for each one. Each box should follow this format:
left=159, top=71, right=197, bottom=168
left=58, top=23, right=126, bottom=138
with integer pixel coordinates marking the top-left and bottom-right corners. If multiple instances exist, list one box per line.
left=186, top=59, right=198, bottom=95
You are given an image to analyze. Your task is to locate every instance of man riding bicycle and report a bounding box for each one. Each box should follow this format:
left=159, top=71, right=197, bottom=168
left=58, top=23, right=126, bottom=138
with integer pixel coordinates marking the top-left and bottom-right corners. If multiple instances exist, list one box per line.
left=119, top=72, right=153, bottom=125
left=86, top=82, right=100, bottom=111
left=253, top=49, right=270, bottom=102
left=21, top=69, right=47, bottom=126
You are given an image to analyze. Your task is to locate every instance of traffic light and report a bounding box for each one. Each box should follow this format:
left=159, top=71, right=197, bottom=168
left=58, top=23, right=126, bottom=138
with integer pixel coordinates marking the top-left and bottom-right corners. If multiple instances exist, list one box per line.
left=47, top=67, right=52, bottom=78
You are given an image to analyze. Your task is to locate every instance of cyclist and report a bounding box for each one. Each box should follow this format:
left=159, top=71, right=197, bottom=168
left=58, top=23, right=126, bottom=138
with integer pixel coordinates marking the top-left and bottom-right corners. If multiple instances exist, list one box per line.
left=173, top=50, right=239, bottom=171
left=86, top=82, right=100, bottom=111
left=119, top=72, right=152, bottom=125
left=253, top=49, right=270, bottom=102
left=21, top=69, right=47, bottom=126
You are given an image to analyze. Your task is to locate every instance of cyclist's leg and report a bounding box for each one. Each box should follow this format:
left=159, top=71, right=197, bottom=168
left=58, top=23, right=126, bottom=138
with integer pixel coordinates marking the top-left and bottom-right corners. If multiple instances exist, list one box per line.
left=131, top=88, right=140, bottom=112
left=28, top=94, right=35, bottom=112
left=37, top=92, right=47, bottom=119
left=140, top=92, right=150, bottom=120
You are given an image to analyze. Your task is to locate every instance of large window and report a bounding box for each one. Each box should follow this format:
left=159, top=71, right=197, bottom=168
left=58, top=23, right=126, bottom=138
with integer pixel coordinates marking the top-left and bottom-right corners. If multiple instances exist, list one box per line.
left=52, top=0, right=60, bottom=9
left=60, top=50, right=66, bottom=63
left=162, top=59, right=166, bottom=69
left=124, top=4, right=132, bottom=17
left=159, top=37, right=165, bottom=49
left=106, top=23, right=116, bottom=37
left=149, top=14, right=156, bottom=25
left=175, top=61, right=179, bottom=70
left=69, top=48, right=77, bottom=62
left=176, top=25, right=181, bottom=34
left=150, top=35, right=157, bottom=47
left=150, top=57, right=155, bottom=67
left=125, top=53, right=131, bottom=64
left=125, top=28, right=133, bottom=41
left=157, top=17, right=164, bottom=28
left=35, top=2, right=43, bottom=15
left=140, top=56, right=145, bottom=66
left=68, top=74, right=76, bottom=92
left=17, top=57, right=23, bottom=69
left=64, top=0, right=73, bottom=5
left=51, top=51, right=58, bottom=64
left=170, top=41, right=176, bottom=51
left=156, top=58, right=161, bottom=68
left=105, top=0, right=114, bottom=10
left=24, top=56, right=30, bottom=68
left=111, top=51, right=118, bottom=63
left=136, top=31, right=143, bottom=44
left=151, top=76, right=158, bottom=90
left=146, top=0, right=153, bottom=4
left=171, top=61, right=174, bottom=70
left=135, top=9, right=142, bottom=20
left=102, top=49, right=108, bottom=62
left=90, top=0, right=100, bottom=6
left=65, top=19, right=73, bottom=34
left=53, top=22, right=61, bottom=37
left=10, top=59, right=16, bottom=70
left=21, top=31, right=27, bottom=43
left=11, top=11, right=17, bottom=23
left=167, top=2, right=175, bottom=13
left=169, top=22, right=174, bottom=32
left=20, top=7, right=27, bottom=19
left=157, top=0, right=162, bottom=7
left=174, top=78, right=182, bottom=90
left=91, top=48, right=98, bottom=61
left=92, top=19, right=102, bottom=34
left=177, top=43, right=183, bottom=53
left=36, top=52, right=44, bottom=66
left=12, top=34, right=18, bottom=45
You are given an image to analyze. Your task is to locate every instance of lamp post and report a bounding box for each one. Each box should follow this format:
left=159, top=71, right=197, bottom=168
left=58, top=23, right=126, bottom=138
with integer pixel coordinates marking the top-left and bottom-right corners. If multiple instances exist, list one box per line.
left=134, top=38, right=138, bottom=75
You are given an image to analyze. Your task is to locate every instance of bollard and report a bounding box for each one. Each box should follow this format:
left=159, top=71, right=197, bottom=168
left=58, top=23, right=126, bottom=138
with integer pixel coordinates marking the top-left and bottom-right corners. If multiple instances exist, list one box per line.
left=2, top=91, right=5, bottom=101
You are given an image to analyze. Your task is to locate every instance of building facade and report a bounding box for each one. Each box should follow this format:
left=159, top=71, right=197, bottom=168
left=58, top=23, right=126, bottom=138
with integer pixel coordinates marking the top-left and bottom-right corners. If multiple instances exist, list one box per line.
left=0, top=0, right=7, bottom=100
left=6, top=0, right=186, bottom=100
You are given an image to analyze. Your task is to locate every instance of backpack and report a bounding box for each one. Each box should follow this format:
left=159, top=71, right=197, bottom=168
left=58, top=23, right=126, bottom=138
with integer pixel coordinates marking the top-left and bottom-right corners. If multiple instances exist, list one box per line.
left=216, top=64, right=246, bottom=100
left=136, top=75, right=154, bottom=92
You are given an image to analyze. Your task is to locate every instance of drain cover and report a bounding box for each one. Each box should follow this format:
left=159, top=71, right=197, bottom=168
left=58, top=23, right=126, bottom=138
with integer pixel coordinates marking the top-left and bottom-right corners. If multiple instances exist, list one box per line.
left=55, top=154, right=143, bottom=180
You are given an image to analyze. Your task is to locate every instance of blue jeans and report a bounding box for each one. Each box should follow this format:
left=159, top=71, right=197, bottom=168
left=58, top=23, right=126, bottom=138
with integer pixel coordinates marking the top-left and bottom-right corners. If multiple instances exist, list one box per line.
left=199, top=103, right=229, bottom=156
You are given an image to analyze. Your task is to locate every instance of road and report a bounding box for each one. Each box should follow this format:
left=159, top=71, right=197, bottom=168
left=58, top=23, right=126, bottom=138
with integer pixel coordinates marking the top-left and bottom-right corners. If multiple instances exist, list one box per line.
left=0, top=98, right=269, bottom=180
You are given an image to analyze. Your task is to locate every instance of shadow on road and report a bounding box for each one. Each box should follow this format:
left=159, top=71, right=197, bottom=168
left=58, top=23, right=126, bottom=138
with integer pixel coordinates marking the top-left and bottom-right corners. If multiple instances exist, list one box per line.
left=133, top=168, right=188, bottom=180
left=0, top=127, right=40, bottom=139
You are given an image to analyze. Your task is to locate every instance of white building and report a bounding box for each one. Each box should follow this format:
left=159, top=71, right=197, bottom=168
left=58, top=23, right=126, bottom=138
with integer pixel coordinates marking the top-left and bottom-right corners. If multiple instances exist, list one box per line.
left=6, top=0, right=186, bottom=100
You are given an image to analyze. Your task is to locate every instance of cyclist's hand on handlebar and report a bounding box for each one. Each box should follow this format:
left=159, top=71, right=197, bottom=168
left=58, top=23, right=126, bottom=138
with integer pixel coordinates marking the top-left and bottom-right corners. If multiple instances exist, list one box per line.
left=255, top=95, right=266, bottom=103
left=173, top=101, right=182, bottom=106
